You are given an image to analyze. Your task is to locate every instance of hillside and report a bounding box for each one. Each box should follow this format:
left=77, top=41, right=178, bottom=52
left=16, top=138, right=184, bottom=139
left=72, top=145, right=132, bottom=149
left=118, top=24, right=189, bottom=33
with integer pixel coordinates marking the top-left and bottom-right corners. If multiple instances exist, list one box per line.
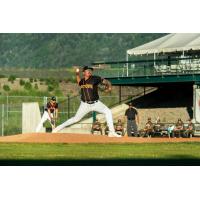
left=0, top=33, right=166, bottom=67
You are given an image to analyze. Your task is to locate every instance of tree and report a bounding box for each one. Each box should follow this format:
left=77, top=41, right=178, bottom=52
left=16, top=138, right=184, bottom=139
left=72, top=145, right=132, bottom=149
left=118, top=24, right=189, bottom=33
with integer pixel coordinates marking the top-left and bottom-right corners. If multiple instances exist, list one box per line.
left=8, top=75, right=16, bottom=83
left=19, top=79, right=25, bottom=86
left=24, top=82, right=32, bottom=90
left=3, top=85, right=10, bottom=92
left=34, top=83, right=39, bottom=90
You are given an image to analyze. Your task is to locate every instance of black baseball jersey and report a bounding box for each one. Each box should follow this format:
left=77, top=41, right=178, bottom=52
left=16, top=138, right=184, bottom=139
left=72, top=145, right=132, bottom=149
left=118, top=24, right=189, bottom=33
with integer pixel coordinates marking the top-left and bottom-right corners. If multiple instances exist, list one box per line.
left=125, top=107, right=138, bottom=120
left=45, top=102, right=58, bottom=113
left=79, top=75, right=103, bottom=102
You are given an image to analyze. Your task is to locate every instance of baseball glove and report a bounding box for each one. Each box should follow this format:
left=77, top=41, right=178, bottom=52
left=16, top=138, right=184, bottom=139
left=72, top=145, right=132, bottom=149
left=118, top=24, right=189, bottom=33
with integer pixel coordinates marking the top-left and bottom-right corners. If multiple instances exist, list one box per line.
left=98, top=84, right=106, bottom=91
left=51, top=119, right=55, bottom=125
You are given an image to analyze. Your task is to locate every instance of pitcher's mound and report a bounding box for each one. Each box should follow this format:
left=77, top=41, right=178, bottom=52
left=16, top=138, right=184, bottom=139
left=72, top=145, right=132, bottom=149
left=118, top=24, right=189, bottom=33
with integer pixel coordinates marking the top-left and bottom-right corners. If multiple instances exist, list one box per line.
left=0, top=133, right=200, bottom=144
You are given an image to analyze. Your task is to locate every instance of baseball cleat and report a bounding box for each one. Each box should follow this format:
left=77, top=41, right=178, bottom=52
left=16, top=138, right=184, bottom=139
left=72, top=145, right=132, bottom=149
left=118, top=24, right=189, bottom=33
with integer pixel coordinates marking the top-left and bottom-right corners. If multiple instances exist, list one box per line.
left=108, top=132, right=122, bottom=137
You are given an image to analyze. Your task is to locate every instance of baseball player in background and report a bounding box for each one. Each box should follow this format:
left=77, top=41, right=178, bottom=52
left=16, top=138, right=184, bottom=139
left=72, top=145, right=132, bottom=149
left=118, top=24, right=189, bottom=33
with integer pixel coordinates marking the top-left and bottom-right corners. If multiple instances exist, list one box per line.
left=53, top=66, right=121, bottom=137
left=36, top=96, right=58, bottom=132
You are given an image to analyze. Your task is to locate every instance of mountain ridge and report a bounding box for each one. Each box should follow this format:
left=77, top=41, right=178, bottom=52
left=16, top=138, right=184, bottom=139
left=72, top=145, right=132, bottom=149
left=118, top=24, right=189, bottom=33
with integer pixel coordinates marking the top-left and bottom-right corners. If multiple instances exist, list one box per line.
left=0, top=33, right=165, bottom=67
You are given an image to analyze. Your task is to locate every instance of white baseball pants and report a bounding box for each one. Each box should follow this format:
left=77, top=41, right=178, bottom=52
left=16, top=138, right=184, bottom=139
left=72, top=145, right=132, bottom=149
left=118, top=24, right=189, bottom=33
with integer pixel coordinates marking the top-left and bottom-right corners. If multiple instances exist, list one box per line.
left=36, top=111, right=53, bottom=132
left=53, top=100, right=115, bottom=133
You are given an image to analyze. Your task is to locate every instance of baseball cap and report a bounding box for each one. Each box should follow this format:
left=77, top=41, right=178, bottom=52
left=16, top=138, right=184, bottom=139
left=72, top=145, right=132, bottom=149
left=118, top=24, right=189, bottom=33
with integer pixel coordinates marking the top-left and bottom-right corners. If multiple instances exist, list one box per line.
left=51, top=96, right=56, bottom=101
left=82, top=66, right=94, bottom=72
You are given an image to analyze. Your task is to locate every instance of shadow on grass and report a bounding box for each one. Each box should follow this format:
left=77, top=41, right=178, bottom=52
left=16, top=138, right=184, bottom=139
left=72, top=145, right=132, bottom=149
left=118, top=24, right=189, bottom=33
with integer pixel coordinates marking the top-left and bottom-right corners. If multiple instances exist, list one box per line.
left=0, top=155, right=200, bottom=166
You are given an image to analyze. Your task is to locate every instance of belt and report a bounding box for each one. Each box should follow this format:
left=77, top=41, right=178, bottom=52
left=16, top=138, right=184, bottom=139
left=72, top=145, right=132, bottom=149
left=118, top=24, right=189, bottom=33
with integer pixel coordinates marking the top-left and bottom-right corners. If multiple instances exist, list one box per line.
left=128, top=118, right=135, bottom=120
left=83, top=100, right=98, bottom=104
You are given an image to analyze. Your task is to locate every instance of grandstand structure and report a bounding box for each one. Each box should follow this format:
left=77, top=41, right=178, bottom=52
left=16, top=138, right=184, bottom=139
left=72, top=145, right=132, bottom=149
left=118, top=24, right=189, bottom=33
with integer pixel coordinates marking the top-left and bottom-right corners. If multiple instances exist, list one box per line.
left=93, top=33, right=200, bottom=123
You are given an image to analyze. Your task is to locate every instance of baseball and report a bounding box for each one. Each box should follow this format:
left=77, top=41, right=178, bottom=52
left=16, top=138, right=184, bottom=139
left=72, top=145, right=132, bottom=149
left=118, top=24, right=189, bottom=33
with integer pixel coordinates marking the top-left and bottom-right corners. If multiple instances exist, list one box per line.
left=76, top=68, right=80, bottom=73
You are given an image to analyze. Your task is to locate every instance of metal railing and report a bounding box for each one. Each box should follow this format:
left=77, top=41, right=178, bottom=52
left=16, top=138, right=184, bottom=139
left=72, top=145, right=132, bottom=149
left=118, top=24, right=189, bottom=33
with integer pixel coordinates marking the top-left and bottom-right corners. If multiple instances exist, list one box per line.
left=93, top=57, right=200, bottom=78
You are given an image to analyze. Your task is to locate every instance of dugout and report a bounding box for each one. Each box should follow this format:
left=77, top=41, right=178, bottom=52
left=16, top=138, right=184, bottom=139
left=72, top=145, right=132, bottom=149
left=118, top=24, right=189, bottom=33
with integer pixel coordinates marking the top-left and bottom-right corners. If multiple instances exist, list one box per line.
left=93, top=33, right=200, bottom=123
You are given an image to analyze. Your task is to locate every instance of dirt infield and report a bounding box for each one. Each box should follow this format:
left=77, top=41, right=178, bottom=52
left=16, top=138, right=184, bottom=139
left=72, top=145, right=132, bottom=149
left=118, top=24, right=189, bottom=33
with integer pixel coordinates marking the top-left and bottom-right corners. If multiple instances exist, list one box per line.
left=0, top=133, right=200, bottom=144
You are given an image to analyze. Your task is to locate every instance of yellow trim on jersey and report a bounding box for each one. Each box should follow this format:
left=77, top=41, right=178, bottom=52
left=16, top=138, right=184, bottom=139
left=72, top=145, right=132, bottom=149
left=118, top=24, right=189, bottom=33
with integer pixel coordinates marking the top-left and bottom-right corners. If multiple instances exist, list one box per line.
left=80, top=84, right=93, bottom=89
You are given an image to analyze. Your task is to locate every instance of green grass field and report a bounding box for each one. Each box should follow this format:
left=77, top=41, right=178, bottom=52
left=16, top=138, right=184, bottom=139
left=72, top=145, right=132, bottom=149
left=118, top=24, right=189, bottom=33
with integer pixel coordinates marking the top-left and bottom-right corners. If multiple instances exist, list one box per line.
left=0, top=142, right=200, bottom=165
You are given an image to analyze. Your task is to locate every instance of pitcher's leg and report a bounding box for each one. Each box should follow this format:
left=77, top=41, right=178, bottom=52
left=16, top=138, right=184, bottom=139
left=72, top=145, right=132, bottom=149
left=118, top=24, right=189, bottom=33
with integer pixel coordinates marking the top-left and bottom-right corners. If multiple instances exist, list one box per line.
left=36, top=111, right=50, bottom=132
left=53, top=102, right=90, bottom=133
left=92, top=101, right=115, bottom=133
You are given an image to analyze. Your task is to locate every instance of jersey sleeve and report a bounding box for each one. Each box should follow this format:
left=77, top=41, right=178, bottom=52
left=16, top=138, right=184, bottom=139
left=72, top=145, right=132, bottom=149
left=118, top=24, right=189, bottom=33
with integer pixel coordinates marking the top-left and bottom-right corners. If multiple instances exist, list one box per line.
left=134, top=108, right=138, bottom=115
left=46, top=102, right=51, bottom=109
left=55, top=103, right=58, bottom=109
left=94, top=76, right=103, bottom=85
left=125, top=109, right=128, bottom=116
left=79, top=79, right=83, bottom=86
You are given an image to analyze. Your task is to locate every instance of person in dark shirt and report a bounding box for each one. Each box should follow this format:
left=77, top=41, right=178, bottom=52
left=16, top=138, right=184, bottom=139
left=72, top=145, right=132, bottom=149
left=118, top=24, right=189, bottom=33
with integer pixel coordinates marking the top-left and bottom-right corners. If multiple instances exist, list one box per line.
left=125, top=103, right=139, bottom=137
left=53, top=66, right=121, bottom=137
left=143, top=117, right=154, bottom=137
left=91, top=119, right=102, bottom=135
left=104, top=122, right=109, bottom=136
left=36, top=96, right=58, bottom=132
left=153, top=117, right=165, bottom=137
left=184, top=119, right=195, bottom=138
left=172, top=118, right=184, bottom=138
left=115, top=119, right=125, bottom=136
left=154, top=118, right=162, bottom=132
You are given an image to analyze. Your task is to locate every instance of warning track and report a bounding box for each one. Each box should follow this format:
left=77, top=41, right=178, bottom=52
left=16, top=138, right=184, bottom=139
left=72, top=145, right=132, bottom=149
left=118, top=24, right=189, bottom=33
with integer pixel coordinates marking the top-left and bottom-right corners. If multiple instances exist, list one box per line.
left=0, top=133, right=200, bottom=144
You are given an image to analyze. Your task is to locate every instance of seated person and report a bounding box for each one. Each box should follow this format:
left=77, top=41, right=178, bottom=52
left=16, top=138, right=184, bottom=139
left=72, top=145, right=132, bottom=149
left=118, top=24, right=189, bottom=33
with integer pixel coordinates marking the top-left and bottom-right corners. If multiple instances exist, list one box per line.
left=115, top=119, right=125, bottom=136
left=154, top=117, right=162, bottom=131
left=104, top=122, right=109, bottom=136
left=167, top=124, right=175, bottom=137
left=143, top=117, right=154, bottom=137
left=184, top=119, right=195, bottom=138
left=91, top=119, right=102, bottom=135
left=153, top=118, right=163, bottom=137
left=172, top=118, right=184, bottom=137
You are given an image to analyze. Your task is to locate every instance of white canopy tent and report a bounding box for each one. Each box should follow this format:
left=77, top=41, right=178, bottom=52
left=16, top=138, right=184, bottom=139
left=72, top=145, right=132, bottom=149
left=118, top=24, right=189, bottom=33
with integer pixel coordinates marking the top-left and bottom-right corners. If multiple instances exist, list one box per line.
left=126, top=34, right=200, bottom=123
left=127, top=33, right=200, bottom=56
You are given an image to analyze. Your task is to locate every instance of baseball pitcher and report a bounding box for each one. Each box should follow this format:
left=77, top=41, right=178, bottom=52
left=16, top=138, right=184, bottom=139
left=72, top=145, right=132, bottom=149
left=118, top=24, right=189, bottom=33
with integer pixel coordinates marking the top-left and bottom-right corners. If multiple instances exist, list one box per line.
left=53, top=66, right=121, bottom=137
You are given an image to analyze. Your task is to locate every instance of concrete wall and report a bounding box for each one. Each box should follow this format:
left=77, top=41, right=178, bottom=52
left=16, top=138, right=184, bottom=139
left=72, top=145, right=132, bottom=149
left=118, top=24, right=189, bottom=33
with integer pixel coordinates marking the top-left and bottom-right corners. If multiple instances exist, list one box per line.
left=22, top=102, right=45, bottom=133
left=60, top=104, right=190, bottom=132
left=60, top=103, right=129, bottom=133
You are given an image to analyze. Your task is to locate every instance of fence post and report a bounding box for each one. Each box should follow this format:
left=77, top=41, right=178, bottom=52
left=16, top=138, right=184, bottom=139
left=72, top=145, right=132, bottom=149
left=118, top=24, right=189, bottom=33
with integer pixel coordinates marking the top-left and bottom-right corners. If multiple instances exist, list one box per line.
left=119, top=86, right=122, bottom=104
left=43, top=96, right=47, bottom=112
left=43, top=96, right=45, bottom=108
left=6, top=95, right=8, bottom=122
left=2, top=104, right=4, bottom=136
left=67, top=95, right=70, bottom=119
left=92, top=111, right=96, bottom=123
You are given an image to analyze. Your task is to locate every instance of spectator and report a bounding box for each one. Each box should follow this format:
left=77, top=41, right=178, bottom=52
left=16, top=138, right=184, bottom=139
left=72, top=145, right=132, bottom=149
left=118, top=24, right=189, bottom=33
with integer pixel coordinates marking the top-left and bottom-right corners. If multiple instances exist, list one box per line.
left=125, top=103, right=139, bottom=137
left=115, top=119, right=125, bottom=136
left=184, top=119, right=195, bottom=138
left=104, top=122, right=109, bottom=136
left=91, top=119, right=102, bottom=135
left=172, top=118, right=184, bottom=137
left=143, top=117, right=154, bottom=137
left=153, top=117, right=163, bottom=137
left=167, top=124, right=175, bottom=137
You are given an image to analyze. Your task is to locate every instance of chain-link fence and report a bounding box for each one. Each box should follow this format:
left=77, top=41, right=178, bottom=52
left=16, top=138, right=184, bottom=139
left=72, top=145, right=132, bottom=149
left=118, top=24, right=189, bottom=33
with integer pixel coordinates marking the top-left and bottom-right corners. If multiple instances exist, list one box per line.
left=0, top=96, right=46, bottom=136
left=0, top=94, right=127, bottom=136
left=0, top=87, right=153, bottom=136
